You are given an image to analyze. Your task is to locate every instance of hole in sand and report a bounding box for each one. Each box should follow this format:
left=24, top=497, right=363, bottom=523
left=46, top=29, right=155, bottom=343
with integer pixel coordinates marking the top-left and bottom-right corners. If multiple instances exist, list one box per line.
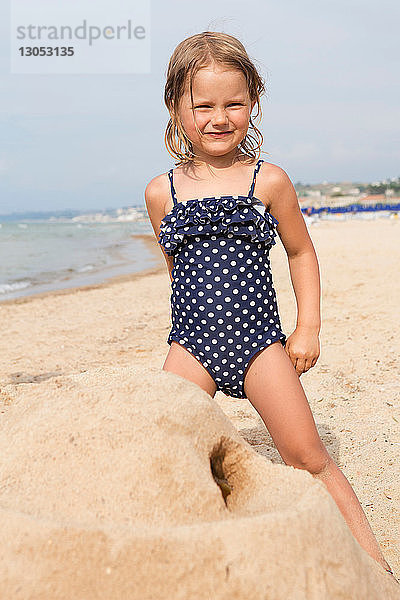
left=209, top=438, right=233, bottom=506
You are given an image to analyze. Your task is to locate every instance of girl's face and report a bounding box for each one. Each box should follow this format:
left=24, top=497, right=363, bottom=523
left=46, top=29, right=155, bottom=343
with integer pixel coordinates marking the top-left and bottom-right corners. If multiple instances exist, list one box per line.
left=177, top=63, right=256, bottom=161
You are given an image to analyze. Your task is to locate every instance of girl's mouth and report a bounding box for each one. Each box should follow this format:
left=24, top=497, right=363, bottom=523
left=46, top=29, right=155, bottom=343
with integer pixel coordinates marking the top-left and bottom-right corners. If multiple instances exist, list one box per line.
left=206, top=131, right=233, bottom=138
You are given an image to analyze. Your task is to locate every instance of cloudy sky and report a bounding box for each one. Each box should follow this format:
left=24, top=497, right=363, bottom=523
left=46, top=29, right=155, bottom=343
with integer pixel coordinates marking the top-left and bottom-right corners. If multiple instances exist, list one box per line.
left=1, top=0, right=399, bottom=214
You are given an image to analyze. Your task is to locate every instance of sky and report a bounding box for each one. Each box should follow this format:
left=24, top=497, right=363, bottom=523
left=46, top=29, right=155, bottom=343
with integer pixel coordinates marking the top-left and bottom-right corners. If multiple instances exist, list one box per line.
left=1, top=0, right=399, bottom=214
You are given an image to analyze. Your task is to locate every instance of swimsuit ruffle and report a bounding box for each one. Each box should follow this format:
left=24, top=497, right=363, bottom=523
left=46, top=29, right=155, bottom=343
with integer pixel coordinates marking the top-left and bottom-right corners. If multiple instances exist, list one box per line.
left=158, top=196, right=279, bottom=256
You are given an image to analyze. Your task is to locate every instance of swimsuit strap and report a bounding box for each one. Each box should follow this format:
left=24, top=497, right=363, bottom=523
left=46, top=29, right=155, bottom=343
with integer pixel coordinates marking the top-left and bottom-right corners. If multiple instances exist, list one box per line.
left=168, top=169, right=178, bottom=205
left=169, top=160, right=264, bottom=204
left=248, top=159, right=264, bottom=198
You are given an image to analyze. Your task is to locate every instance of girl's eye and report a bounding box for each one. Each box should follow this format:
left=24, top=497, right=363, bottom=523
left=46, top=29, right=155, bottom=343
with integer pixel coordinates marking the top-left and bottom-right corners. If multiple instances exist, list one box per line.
left=194, top=103, right=243, bottom=109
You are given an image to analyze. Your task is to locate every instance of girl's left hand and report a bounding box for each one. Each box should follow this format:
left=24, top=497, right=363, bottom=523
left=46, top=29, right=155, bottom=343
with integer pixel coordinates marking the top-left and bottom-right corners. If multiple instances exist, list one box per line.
left=284, top=326, right=320, bottom=376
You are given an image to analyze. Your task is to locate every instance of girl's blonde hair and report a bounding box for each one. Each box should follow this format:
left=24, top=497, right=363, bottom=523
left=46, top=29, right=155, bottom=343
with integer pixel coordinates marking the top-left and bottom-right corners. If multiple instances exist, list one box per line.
left=164, top=31, right=266, bottom=166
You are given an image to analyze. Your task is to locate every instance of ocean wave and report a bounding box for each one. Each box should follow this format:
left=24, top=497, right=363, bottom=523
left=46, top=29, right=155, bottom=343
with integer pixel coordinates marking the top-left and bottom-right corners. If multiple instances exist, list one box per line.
left=0, top=281, right=31, bottom=294
left=76, top=265, right=95, bottom=273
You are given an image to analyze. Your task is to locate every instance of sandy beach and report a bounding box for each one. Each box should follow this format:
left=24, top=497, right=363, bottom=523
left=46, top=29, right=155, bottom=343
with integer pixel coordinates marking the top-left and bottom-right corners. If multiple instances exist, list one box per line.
left=0, top=218, right=399, bottom=598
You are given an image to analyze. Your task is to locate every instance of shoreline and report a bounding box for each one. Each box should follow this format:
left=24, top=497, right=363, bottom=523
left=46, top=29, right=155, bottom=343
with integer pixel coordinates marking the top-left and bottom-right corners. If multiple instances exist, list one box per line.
left=0, top=233, right=165, bottom=307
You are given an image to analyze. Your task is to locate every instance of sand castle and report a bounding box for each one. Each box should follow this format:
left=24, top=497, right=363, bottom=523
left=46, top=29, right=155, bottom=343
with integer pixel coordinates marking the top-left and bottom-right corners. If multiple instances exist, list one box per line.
left=0, top=365, right=398, bottom=599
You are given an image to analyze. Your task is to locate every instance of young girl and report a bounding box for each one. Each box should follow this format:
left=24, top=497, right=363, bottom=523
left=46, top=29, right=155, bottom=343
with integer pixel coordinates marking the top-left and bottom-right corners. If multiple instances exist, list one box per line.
left=145, top=31, right=396, bottom=582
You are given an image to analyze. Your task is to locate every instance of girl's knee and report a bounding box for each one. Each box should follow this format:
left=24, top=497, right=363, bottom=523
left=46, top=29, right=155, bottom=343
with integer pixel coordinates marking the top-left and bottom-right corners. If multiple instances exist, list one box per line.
left=285, top=446, right=332, bottom=476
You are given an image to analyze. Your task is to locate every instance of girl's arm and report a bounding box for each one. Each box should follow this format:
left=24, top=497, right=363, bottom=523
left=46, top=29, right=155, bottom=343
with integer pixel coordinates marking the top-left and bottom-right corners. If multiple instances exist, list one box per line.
left=145, top=175, right=174, bottom=282
left=261, top=166, right=321, bottom=376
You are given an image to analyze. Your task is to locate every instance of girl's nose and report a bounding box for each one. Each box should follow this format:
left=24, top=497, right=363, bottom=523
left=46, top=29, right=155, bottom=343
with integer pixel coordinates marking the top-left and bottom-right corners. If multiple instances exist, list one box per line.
left=211, top=108, right=229, bottom=126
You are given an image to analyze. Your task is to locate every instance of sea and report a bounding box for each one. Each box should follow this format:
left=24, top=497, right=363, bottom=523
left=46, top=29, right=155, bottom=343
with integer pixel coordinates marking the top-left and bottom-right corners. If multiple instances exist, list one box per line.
left=0, top=206, right=157, bottom=302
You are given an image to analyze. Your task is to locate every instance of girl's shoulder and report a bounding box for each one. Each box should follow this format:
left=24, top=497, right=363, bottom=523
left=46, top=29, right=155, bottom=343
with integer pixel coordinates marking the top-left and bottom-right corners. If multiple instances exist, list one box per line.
left=144, top=170, right=173, bottom=217
left=258, top=160, right=290, bottom=181
left=145, top=165, right=178, bottom=194
left=256, top=162, right=294, bottom=207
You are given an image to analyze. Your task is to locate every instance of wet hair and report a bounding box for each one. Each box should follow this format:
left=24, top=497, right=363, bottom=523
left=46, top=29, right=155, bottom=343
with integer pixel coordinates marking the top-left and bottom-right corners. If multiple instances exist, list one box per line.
left=164, top=31, right=266, bottom=166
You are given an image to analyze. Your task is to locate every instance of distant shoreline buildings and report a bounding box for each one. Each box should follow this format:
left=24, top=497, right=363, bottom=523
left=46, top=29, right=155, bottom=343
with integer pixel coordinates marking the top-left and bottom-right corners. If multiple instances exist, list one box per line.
left=296, top=176, right=400, bottom=209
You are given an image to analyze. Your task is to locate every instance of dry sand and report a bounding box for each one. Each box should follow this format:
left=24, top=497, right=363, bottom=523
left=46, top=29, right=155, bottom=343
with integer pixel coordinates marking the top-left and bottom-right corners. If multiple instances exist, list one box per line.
left=0, top=217, right=399, bottom=598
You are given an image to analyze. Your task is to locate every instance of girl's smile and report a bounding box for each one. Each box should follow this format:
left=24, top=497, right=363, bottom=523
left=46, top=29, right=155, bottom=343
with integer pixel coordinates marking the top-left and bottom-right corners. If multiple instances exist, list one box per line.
left=206, top=131, right=234, bottom=138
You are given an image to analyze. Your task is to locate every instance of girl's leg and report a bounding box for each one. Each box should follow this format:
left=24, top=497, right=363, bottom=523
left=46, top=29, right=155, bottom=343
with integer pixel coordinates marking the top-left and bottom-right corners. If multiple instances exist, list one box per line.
left=163, top=341, right=218, bottom=398
left=243, top=341, right=393, bottom=575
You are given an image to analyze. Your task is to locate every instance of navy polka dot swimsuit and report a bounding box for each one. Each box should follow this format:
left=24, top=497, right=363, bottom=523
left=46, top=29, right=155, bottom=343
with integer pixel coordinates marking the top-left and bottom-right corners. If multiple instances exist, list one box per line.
left=158, top=159, right=286, bottom=399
